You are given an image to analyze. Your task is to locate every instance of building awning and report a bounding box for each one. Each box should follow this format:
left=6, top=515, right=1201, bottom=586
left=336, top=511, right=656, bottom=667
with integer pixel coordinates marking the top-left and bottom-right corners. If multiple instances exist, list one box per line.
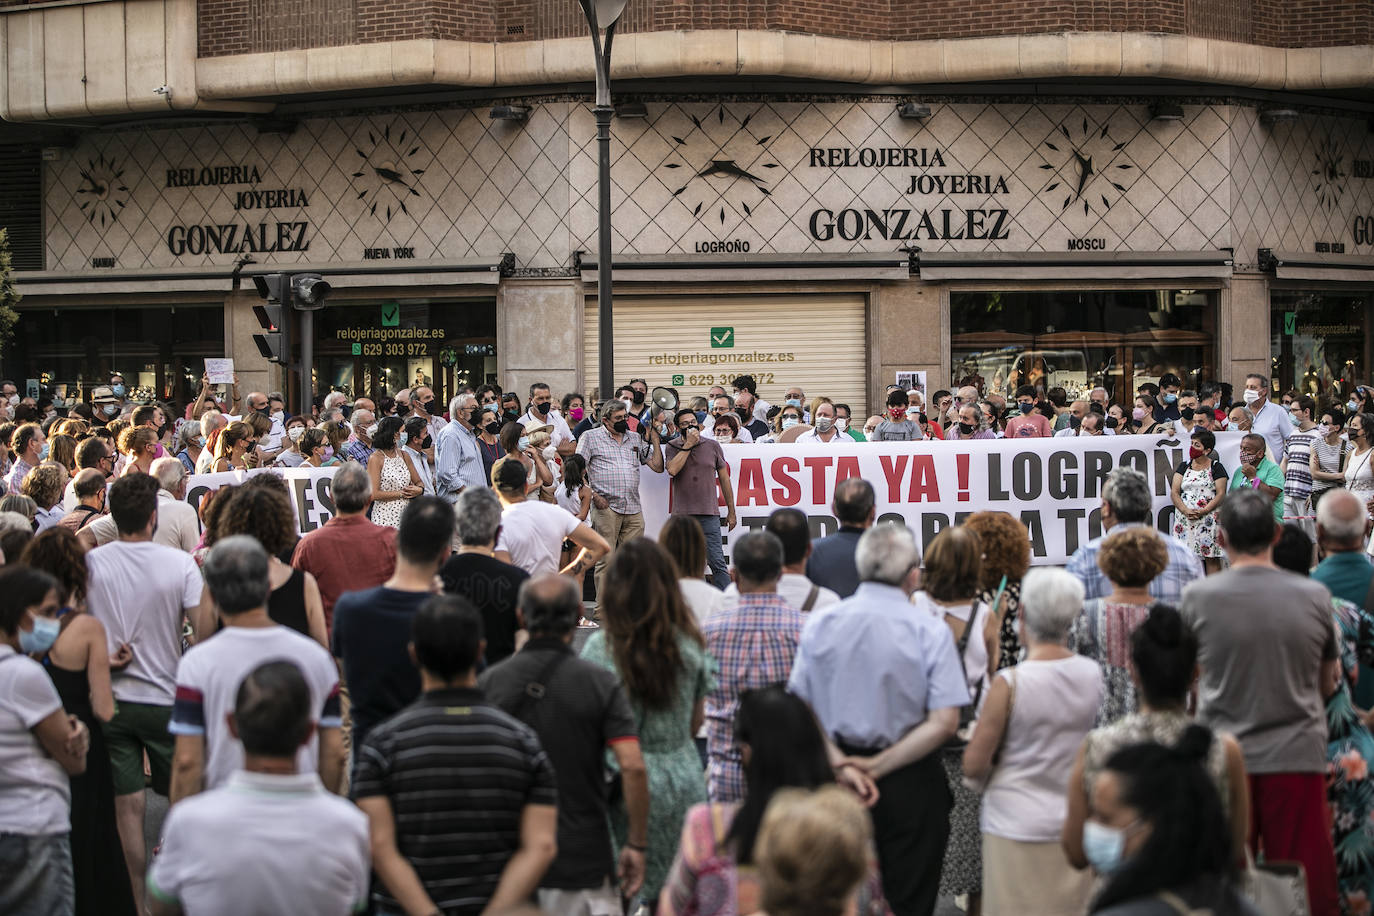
left=14, top=256, right=513, bottom=298
left=578, top=251, right=911, bottom=284
left=1260, top=250, right=1374, bottom=284
left=914, top=250, right=1234, bottom=281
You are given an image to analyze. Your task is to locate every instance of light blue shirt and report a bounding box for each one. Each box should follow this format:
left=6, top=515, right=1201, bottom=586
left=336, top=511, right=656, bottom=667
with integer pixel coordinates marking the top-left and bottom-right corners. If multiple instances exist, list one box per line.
left=788, top=582, right=970, bottom=749
left=404, top=445, right=437, bottom=497
left=434, top=420, right=486, bottom=500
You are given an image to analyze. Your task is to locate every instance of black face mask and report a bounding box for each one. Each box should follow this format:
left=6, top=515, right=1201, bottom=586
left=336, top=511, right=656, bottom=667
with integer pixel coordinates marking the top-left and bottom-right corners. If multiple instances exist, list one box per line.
left=1104, top=416, right=1119, bottom=430
left=502, top=409, right=519, bottom=423
left=631, top=390, right=645, bottom=405
left=534, top=401, right=551, bottom=415
left=1180, top=406, right=1195, bottom=421
left=1069, top=414, right=1083, bottom=429
left=395, top=404, right=410, bottom=417
left=484, top=421, right=501, bottom=436
left=957, top=422, right=975, bottom=436
left=736, top=407, right=751, bottom=422
left=613, top=419, right=629, bottom=434
left=420, top=436, right=432, bottom=450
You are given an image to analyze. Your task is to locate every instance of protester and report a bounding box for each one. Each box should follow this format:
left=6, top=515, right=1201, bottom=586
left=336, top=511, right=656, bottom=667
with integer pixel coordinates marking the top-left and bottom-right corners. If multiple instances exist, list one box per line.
left=758, top=403, right=805, bottom=444
left=47, top=433, right=77, bottom=476
left=297, top=427, right=329, bottom=468
left=1082, top=729, right=1250, bottom=915
left=723, top=508, right=839, bottom=612
left=481, top=575, right=651, bottom=910
left=665, top=407, right=736, bottom=588
left=964, top=510, right=1031, bottom=671
left=1232, top=432, right=1285, bottom=524
left=344, top=409, right=375, bottom=464
left=118, top=427, right=161, bottom=477
left=169, top=536, right=343, bottom=805
left=1309, top=406, right=1350, bottom=510
left=520, top=381, right=576, bottom=456
left=475, top=405, right=503, bottom=481
left=494, top=419, right=553, bottom=495
left=354, top=594, right=558, bottom=915
left=660, top=687, right=885, bottom=916
left=1281, top=395, right=1321, bottom=538
left=439, top=487, right=530, bottom=665
left=5, top=421, right=45, bottom=492
left=1169, top=427, right=1228, bottom=573
left=790, top=521, right=968, bottom=916
left=871, top=389, right=922, bottom=441
left=492, top=458, right=608, bottom=580
left=435, top=392, right=486, bottom=504
left=751, top=786, right=876, bottom=916
left=1243, top=372, right=1291, bottom=462
left=1069, top=527, right=1169, bottom=725
left=963, top=568, right=1102, bottom=916
left=1067, top=467, right=1202, bottom=603
left=1002, top=385, right=1053, bottom=438
left=400, top=415, right=436, bottom=496
left=581, top=537, right=716, bottom=905
left=659, top=513, right=726, bottom=624
left=806, top=477, right=876, bottom=599
left=0, top=565, right=90, bottom=916
left=332, top=496, right=453, bottom=762
left=797, top=401, right=847, bottom=444
left=1182, top=487, right=1340, bottom=916
left=24, top=462, right=67, bottom=531
left=365, top=415, right=424, bottom=529
left=149, top=661, right=369, bottom=916
left=731, top=375, right=772, bottom=430
left=62, top=437, right=114, bottom=512
left=290, top=462, right=397, bottom=631
left=84, top=473, right=202, bottom=913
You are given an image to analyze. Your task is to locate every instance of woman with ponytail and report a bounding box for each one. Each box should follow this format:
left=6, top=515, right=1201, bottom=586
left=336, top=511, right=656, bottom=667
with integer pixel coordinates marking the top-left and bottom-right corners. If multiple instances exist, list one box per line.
left=1063, top=603, right=1250, bottom=873
left=1085, top=726, right=1254, bottom=915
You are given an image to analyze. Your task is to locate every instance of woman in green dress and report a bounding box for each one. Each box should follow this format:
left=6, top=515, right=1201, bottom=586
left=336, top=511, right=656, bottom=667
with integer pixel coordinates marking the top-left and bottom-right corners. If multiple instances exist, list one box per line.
left=582, top=537, right=717, bottom=909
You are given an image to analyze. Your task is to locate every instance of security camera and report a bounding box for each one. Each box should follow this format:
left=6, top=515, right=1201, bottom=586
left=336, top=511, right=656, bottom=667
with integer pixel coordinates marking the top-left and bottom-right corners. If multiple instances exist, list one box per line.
left=153, top=85, right=171, bottom=97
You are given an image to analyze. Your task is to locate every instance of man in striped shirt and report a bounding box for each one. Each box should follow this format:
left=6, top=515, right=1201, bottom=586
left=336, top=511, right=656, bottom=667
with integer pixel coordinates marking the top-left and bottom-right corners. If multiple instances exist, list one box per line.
left=353, top=594, right=558, bottom=915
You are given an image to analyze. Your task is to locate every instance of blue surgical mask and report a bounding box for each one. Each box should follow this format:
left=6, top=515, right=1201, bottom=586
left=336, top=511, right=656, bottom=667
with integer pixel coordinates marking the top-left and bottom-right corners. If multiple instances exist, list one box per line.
left=196, top=436, right=207, bottom=448
left=781, top=418, right=799, bottom=430
left=398, top=431, right=408, bottom=447
left=1018, top=402, right=1034, bottom=414
left=1349, top=399, right=1360, bottom=413
left=1288, top=412, right=1300, bottom=427
left=111, top=384, right=126, bottom=397
left=1163, top=393, right=1178, bottom=404
left=785, top=398, right=802, bottom=408
left=518, top=436, right=530, bottom=451
left=19, top=615, right=60, bottom=654
left=38, top=443, right=49, bottom=461
left=1082, top=820, right=1134, bottom=875
left=694, top=410, right=707, bottom=423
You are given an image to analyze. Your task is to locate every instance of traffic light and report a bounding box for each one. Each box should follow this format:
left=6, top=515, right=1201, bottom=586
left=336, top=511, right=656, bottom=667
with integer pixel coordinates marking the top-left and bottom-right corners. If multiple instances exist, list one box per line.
left=291, top=273, right=331, bottom=310
left=251, top=273, right=291, bottom=365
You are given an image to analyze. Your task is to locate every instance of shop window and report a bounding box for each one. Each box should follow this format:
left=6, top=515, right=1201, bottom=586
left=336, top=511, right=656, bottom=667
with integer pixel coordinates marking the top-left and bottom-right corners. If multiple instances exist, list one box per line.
left=951, top=289, right=1216, bottom=405
left=1269, top=290, right=1373, bottom=403
left=9, top=303, right=224, bottom=405
left=314, top=298, right=496, bottom=407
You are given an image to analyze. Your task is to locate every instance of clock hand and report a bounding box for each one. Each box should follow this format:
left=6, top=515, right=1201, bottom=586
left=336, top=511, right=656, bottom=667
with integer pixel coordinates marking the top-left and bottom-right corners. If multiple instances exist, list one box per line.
left=696, top=160, right=766, bottom=184
left=372, top=165, right=406, bottom=184
left=1073, top=152, right=1094, bottom=199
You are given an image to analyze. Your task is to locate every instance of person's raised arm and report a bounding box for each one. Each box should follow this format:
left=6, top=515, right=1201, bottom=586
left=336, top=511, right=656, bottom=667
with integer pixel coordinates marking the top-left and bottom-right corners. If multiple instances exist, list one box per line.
left=483, top=803, right=558, bottom=914
left=559, top=522, right=610, bottom=578
left=189, top=374, right=212, bottom=421
left=357, top=796, right=438, bottom=916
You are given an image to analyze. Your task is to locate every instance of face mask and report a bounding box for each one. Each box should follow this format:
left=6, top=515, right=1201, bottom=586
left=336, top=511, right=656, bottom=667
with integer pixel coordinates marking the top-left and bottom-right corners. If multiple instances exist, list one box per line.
left=782, top=418, right=799, bottom=430
left=631, top=390, right=646, bottom=405
left=1349, top=399, right=1361, bottom=413
left=735, top=408, right=751, bottom=423
left=613, top=419, right=629, bottom=434
left=19, top=614, right=60, bottom=654
left=622, top=399, right=635, bottom=414
left=1190, top=443, right=1206, bottom=459
left=288, top=426, right=305, bottom=442
left=1069, top=415, right=1083, bottom=430
left=889, top=407, right=905, bottom=420
left=785, top=398, right=801, bottom=408
left=111, top=384, right=126, bottom=397
left=1179, top=406, right=1195, bottom=421
left=569, top=407, right=585, bottom=422
left=1288, top=412, right=1300, bottom=427
left=694, top=410, right=707, bottom=423
left=421, top=436, right=432, bottom=450
left=1242, top=388, right=1262, bottom=405
left=38, top=443, right=49, bottom=461
left=484, top=421, right=501, bottom=436
left=1018, top=402, right=1034, bottom=414
left=1131, top=407, right=1146, bottom=421
left=103, top=404, right=118, bottom=417
left=1163, top=393, right=1178, bottom=404
left=272, top=410, right=285, bottom=422
left=6, top=395, right=17, bottom=406
left=196, top=436, right=207, bottom=448
left=365, top=424, right=379, bottom=438
left=1316, top=424, right=1331, bottom=438
left=535, top=401, right=551, bottom=416
left=816, top=417, right=834, bottom=432
left=958, top=422, right=975, bottom=436
left=835, top=417, right=848, bottom=432
left=322, top=446, right=335, bottom=460
left=518, top=436, right=531, bottom=451
left=503, top=409, right=520, bottom=423
left=398, top=431, right=408, bottom=447
left=715, top=431, right=733, bottom=443
left=1082, top=821, right=1132, bottom=875
left=542, top=445, right=557, bottom=461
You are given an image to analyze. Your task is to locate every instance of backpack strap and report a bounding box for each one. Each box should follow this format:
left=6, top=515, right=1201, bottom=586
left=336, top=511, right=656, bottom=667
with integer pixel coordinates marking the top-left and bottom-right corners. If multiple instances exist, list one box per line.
left=801, top=582, right=820, bottom=612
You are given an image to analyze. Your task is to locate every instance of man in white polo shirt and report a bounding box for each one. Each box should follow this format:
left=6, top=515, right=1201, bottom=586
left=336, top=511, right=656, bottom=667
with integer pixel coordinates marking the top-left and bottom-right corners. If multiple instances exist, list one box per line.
left=492, top=459, right=609, bottom=578
left=168, top=536, right=344, bottom=804
left=520, top=381, right=575, bottom=457
left=149, top=660, right=369, bottom=916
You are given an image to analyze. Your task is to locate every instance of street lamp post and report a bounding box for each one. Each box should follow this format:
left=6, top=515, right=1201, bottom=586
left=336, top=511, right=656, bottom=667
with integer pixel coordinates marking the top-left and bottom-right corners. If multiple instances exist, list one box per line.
left=575, top=0, right=628, bottom=403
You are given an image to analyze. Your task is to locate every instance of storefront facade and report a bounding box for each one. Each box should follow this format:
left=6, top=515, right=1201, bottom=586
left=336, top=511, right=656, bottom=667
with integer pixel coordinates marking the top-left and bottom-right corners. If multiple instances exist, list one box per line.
left=12, top=95, right=1374, bottom=412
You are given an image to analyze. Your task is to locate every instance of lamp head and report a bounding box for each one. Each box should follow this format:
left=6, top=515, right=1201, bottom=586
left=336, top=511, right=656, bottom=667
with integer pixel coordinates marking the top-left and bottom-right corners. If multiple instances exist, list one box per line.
left=593, top=0, right=628, bottom=27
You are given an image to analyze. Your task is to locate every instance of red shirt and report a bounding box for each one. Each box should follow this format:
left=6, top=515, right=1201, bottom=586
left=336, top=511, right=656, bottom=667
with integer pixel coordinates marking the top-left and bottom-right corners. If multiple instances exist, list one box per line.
left=1004, top=412, right=1053, bottom=438
left=291, top=514, right=398, bottom=632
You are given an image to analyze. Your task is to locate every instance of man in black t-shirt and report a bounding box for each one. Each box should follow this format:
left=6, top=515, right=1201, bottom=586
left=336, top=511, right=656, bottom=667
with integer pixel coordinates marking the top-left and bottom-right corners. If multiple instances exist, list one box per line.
left=480, top=575, right=649, bottom=911
left=440, top=488, right=529, bottom=665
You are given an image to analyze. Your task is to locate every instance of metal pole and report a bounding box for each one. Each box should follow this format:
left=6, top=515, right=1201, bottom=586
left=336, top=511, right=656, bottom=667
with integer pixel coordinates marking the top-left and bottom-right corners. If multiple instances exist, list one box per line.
left=299, top=308, right=314, bottom=417
left=595, top=102, right=615, bottom=402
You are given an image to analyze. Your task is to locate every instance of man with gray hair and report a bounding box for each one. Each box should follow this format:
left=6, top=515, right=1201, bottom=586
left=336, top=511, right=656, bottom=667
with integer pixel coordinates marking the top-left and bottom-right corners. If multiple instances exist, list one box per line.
left=291, top=462, right=397, bottom=631
left=343, top=408, right=375, bottom=464
left=439, top=488, right=529, bottom=665
left=194, top=409, right=228, bottom=475
left=480, top=575, right=650, bottom=911
left=789, top=521, right=967, bottom=916
left=435, top=391, right=486, bottom=505
left=169, top=535, right=344, bottom=805
left=1065, top=466, right=1202, bottom=602
left=1313, top=488, right=1374, bottom=707
left=81, top=456, right=200, bottom=552
left=704, top=530, right=804, bottom=803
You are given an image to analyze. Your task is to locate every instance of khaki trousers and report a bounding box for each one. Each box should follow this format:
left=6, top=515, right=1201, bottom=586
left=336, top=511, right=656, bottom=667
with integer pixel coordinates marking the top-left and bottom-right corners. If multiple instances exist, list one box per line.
left=591, top=507, right=644, bottom=610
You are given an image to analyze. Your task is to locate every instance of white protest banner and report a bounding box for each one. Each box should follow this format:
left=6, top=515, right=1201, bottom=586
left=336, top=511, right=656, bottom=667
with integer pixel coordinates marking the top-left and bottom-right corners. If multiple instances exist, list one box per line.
left=183, top=466, right=340, bottom=536
left=640, top=433, right=1244, bottom=566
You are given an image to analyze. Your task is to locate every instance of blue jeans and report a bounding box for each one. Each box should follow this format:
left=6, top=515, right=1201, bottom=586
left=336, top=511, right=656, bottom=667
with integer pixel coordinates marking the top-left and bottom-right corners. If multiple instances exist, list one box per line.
left=0, top=832, right=73, bottom=916
left=692, top=514, right=730, bottom=588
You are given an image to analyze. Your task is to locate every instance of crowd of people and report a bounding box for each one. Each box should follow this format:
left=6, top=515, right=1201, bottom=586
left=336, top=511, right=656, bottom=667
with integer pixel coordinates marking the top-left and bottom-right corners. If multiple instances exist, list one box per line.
left=3, top=366, right=1374, bottom=916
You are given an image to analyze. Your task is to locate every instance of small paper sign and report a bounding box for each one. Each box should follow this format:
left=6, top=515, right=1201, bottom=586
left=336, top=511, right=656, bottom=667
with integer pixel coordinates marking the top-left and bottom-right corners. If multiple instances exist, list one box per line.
left=205, top=358, right=235, bottom=385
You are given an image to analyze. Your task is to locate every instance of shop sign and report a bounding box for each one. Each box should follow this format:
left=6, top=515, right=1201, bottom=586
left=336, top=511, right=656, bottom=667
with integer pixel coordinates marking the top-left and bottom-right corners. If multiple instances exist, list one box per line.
left=710, top=327, right=734, bottom=348
left=335, top=325, right=445, bottom=358
left=163, top=162, right=313, bottom=256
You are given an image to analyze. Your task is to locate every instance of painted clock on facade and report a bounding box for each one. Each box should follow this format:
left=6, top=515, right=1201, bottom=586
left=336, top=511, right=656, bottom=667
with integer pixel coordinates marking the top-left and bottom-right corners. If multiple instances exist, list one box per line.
left=1037, top=116, right=1137, bottom=216
left=75, top=154, right=129, bottom=229
left=350, top=123, right=426, bottom=222
left=1311, top=135, right=1346, bottom=212
left=660, top=106, right=780, bottom=225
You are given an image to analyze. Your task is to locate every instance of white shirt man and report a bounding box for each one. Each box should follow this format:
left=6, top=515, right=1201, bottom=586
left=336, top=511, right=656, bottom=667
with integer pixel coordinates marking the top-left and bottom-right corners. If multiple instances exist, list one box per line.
left=1244, top=373, right=1292, bottom=463
left=796, top=403, right=846, bottom=444
left=519, top=384, right=574, bottom=455
left=85, top=459, right=199, bottom=552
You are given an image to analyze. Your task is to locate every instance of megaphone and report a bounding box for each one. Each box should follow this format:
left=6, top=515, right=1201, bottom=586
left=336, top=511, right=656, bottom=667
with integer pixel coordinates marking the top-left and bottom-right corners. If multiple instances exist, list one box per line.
left=651, top=386, right=680, bottom=412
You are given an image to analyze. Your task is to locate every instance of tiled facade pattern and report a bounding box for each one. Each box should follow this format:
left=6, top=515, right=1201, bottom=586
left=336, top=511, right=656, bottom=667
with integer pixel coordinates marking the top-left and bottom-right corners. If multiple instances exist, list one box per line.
left=43, top=101, right=1374, bottom=272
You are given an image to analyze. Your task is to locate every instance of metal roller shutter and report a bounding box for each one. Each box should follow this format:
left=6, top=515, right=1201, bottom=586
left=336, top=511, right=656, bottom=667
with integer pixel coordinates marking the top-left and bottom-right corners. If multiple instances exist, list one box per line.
left=0, top=148, right=43, bottom=270
left=584, top=294, right=867, bottom=410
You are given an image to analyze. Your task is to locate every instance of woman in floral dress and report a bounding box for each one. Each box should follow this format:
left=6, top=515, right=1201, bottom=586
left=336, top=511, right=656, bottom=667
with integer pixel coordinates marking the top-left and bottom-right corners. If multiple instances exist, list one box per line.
left=1170, top=427, right=1228, bottom=574
left=582, top=537, right=716, bottom=908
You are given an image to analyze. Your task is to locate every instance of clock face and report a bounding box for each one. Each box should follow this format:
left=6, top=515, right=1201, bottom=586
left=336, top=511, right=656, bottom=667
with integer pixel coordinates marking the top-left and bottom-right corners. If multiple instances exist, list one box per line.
left=1311, top=135, right=1346, bottom=212
left=350, top=122, right=426, bottom=222
left=75, top=154, right=129, bottom=229
left=659, top=106, right=780, bottom=225
left=1037, top=116, right=1137, bottom=217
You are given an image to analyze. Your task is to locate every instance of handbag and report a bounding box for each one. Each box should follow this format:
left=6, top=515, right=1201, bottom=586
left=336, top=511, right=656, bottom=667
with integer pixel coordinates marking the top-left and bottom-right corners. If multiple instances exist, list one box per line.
left=1242, top=850, right=1309, bottom=916
left=943, top=576, right=1008, bottom=750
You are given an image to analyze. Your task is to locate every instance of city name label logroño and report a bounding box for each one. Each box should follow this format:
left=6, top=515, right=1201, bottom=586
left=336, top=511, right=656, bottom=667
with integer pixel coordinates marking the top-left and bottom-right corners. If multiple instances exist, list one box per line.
left=804, top=146, right=1013, bottom=243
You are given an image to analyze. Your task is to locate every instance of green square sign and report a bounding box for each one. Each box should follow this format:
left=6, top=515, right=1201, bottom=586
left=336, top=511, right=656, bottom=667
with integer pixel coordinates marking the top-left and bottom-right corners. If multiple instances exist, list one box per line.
left=351, top=343, right=362, bottom=356
left=381, top=302, right=400, bottom=327
left=672, top=374, right=685, bottom=386
left=710, top=326, right=734, bottom=348
left=1283, top=312, right=1296, bottom=336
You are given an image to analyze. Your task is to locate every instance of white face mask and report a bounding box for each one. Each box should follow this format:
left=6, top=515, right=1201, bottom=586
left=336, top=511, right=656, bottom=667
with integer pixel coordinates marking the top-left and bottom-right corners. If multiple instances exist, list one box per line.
left=365, top=424, right=379, bottom=438
left=1242, top=388, right=1262, bottom=405
left=715, top=431, right=733, bottom=443
left=835, top=417, right=848, bottom=432
left=287, top=426, right=305, bottom=442
left=815, top=417, right=834, bottom=432
left=272, top=410, right=285, bottom=422
left=542, top=445, right=557, bottom=462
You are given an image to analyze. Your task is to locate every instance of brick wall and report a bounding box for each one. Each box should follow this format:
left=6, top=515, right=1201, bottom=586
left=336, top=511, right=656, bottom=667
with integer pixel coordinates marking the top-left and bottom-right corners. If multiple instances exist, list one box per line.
left=195, top=0, right=1373, bottom=58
